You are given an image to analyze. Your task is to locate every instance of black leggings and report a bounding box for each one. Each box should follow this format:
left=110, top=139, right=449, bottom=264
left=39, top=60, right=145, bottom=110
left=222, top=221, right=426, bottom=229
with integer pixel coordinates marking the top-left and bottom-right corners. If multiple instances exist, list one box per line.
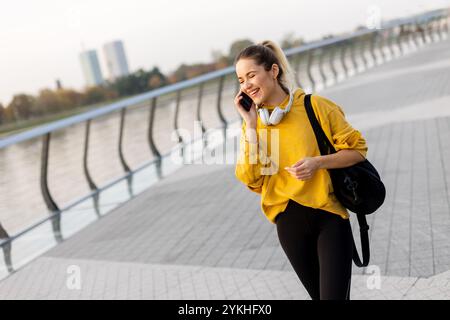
left=275, top=199, right=353, bottom=300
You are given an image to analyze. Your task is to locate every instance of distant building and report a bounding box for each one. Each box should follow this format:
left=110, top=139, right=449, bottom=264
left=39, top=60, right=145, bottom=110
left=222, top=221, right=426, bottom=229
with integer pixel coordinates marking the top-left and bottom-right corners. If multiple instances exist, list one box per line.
left=79, top=50, right=104, bottom=86
left=55, top=79, right=62, bottom=90
left=103, top=40, right=130, bottom=81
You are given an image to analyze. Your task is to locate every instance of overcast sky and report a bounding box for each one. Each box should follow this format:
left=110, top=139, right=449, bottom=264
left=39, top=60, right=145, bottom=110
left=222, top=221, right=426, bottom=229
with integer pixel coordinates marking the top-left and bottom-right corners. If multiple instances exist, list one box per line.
left=0, top=0, right=449, bottom=105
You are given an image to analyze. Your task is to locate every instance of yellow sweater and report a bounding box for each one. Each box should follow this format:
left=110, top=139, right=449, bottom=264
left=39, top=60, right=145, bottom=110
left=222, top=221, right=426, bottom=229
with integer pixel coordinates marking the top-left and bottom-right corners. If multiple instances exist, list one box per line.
left=235, top=87, right=368, bottom=224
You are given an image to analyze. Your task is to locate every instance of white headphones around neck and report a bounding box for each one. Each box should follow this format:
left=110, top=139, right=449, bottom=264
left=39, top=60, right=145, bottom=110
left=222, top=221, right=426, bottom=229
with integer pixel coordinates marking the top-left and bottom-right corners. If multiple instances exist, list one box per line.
left=257, top=90, right=294, bottom=126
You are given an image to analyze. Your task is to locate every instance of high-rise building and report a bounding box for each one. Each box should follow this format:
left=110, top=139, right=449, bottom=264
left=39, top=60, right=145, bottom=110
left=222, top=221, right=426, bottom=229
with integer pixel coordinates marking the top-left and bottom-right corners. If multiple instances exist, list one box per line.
left=55, top=79, right=62, bottom=90
left=103, top=40, right=130, bottom=81
left=79, top=50, right=104, bottom=87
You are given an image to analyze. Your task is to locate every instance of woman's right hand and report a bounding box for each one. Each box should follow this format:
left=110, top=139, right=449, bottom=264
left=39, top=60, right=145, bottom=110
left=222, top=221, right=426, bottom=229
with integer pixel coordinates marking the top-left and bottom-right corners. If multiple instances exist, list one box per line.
left=234, top=90, right=257, bottom=129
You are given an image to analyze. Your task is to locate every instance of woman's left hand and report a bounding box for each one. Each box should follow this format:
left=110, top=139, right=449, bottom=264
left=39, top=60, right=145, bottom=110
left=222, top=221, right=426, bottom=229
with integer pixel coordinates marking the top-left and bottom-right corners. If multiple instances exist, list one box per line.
left=284, top=156, right=321, bottom=181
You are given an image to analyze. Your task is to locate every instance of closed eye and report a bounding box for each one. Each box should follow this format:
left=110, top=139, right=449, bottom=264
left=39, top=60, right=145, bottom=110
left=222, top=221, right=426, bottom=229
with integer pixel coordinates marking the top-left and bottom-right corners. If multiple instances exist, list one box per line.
left=239, top=74, right=255, bottom=84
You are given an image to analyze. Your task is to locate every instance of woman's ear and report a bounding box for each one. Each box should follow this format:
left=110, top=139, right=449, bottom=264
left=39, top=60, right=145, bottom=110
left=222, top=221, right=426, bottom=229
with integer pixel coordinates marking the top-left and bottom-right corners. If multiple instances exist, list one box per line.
left=271, top=63, right=279, bottom=80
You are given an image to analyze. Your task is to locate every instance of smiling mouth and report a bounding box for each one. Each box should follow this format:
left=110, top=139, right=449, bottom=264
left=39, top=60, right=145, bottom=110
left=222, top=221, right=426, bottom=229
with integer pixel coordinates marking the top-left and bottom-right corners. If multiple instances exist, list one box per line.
left=249, top=88, right=259, bottom=97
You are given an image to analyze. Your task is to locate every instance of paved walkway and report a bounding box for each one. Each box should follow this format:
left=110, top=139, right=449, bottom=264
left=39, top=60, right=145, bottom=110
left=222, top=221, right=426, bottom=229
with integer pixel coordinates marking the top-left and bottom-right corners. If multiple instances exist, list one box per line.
left=1, top=37, right=450, bottom=300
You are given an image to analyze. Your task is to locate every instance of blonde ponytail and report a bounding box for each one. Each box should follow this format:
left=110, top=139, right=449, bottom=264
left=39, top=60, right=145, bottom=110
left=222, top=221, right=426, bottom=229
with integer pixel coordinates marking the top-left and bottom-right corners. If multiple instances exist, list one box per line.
left=259, top=40, right=297, bottom=93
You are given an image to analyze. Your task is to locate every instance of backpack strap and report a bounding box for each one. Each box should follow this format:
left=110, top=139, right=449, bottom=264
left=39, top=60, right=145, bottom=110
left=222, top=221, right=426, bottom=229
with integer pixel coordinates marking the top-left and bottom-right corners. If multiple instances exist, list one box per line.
left=353, top=214, right=370, bottom=267
left=304, top=94, right=336, bottom=155
left=304, top=93, right=370, bottom=268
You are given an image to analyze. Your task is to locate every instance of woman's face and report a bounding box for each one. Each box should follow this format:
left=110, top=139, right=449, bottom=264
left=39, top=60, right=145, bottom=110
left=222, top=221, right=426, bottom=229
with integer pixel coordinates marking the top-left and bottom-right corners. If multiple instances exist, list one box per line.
left=236, top=58, right=278, bottom=106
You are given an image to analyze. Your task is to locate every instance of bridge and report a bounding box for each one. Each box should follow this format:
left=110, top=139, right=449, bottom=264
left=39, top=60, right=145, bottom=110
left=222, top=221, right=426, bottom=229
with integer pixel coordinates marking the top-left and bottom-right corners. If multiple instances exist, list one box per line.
left=0, top=9, right=449, bottom=299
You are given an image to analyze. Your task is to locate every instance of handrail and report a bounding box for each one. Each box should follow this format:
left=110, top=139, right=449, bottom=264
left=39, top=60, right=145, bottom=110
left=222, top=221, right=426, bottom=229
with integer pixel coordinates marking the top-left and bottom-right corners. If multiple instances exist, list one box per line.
left=0, top=8, right=447, bottom=149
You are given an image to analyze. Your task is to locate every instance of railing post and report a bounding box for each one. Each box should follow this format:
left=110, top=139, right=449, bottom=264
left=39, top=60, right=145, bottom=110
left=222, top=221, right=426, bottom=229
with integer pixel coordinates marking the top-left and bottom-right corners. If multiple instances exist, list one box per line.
left=415, top=21, right=424, bottom=47
left=380, top=30, right=389, bottom=62
left=293, top=53, right=304, bottom=88
left=148, top=97, right=162, bottom=178
left=359, top=37, right=369, bottom=71
left=436, top=18, right=443, bottom=41
left=419, top=21, right=426, bottom=44
left=329, top=46, right=338, bottom=84
left=370, top=32, right=379, bottom=66
left=437, top=16, right=442, bottom=38
left=441, top=15, right=447, bottom=38
left=426, top=20, right=434, bottom=42
left=40, top=133, right=62, bottom=243
left=433, top=18, right=439, bottom=41
left=386, top=27, right=396, bottom=60
left=393, top=26, right=400, bottom=56
left=439, top=16, right=444, bottom=39
left=216, top=76, right=227, bottom=128
left=340, top=42, right=350, bottom=78
left=0, top=224, right=13, bottom=273
left=173, top=90, right=185, bottom=161
left=431, top=19, right=439, bottom=42
left=306, top=49, right=316, bottom=92
left=83, top=119, right=100, bottom=217
left=196, top=82, right=207, bottom=148
left=408, top=23, right=418, bottom=51
left=397, top=25, right=404, bottom=56
left=118, top=108, right=132, bottom=174
left=216, top=75, right=227, bottom=149
left=83, top=120, right=98, bottom=191
left=444, top=16, right=450, bottom=37
left=427, top=19, right=432, bottom=42
left=349, top=40, right=359, bottom=74
left=318, top=48, right=327, bottom=89
left=118, top=108, right=133, bottom=197
left=422, top=21, right=430, bottom=44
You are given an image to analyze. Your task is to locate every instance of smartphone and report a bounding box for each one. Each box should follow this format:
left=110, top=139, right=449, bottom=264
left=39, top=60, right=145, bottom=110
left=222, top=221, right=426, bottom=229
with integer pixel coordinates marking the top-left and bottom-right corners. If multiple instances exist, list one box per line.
left=239, top=92, right=254, bottom=112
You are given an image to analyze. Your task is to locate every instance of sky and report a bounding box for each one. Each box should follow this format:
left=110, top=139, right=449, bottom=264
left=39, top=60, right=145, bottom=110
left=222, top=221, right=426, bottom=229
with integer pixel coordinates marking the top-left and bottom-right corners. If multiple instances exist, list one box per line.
left=1, top=0, right=449, bottom=106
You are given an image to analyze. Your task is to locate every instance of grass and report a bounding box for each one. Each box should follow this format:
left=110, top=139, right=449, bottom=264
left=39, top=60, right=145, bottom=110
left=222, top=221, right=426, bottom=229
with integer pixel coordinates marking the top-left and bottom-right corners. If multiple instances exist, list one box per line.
left=0, top=96, right=135, bottom=139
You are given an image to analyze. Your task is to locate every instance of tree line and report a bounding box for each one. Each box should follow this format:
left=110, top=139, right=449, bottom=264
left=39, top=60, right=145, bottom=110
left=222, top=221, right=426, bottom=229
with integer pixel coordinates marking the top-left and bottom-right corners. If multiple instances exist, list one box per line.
left=0, top=35, right=304, bottom=127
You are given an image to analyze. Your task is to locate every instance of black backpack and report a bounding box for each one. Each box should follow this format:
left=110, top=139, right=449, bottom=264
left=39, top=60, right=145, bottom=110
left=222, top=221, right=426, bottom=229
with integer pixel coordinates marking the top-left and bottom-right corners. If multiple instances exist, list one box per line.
left=304, top=94, right=386, bottom=267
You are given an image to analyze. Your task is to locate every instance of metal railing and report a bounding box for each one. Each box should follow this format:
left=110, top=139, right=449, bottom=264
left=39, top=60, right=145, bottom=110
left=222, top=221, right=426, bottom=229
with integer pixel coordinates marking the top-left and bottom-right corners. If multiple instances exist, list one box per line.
left=0, top=8, right=449, bottom=277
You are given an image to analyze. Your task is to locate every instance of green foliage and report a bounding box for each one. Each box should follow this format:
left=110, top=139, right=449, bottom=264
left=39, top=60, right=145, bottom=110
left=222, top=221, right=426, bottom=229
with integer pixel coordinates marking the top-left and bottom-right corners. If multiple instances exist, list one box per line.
left=1, top=33, right=306, bottom=131
left=0, top=104, right=4, bottom=125
left=7, top=94, right=38, bottom=120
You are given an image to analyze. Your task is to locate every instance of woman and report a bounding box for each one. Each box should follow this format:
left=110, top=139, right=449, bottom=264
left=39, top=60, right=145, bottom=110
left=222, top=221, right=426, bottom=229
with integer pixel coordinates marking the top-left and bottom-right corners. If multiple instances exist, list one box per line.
left=233, top=40, right=368, bottom=300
